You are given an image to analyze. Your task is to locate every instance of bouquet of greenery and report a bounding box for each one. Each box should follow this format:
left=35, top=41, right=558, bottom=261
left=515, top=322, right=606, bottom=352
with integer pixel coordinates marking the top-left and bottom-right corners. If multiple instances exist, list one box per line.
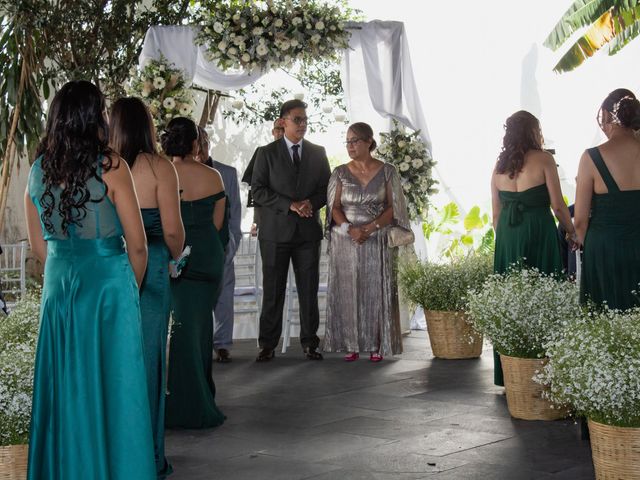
left=400, top=254, right=492, bottom=312
left=466, top=268, right=581, bottom=358
left=197, top=0, right=351, bottom=73
left=126, top=56, right=195, bottom=132
left=377, top=120, right=437, bottom=220
left=536, top=308, right=640, bottom=427
left=0, top=288, right=41, bottom=445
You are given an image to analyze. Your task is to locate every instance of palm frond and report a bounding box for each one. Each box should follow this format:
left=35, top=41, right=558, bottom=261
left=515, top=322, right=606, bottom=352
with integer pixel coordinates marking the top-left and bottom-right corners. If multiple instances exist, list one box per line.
left=544, top=0, right=610, bottom=50
left=552, top=10, right=615, bottom=72
left=608, top=5, right=640, bottom=54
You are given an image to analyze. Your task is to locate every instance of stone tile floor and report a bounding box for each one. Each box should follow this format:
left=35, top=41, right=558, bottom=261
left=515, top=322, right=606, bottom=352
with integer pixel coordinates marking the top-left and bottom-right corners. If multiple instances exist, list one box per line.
left=165, top=331, right=594, bottom=480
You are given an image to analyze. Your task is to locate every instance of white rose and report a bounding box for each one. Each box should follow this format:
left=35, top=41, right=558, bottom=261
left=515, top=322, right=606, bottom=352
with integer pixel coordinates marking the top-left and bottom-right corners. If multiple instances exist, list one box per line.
left=412, top=158, right=424, bottom=168
left=159, top=65, right=165, bottom=71
left=162, top=97, right=176, bottom=109
left=397, top=140, right=406, bottom=148
left=241, top=53, right=251, bottom=63
left=292, top=17, right=302, bottom=25
left=228, top=47, right=237, bottom=56
left=233, top=13, right=240, bottom=21
left=262, top=17, right=270, bottom=27
left=256, top=44, right=269, bottom=56
left=315, top=21, right=324, bottom=30
left=279, top=40, right=290, bottom=50
left=274, top=18, right=283, bottom=27
left=330, top=25, right=336, bottom=31
left=218, top=40, right=227, bottom=51
left=241, top=22, right=246, bottom=28
left=165, top=113, right=172, bottom=120
left=233, top=35, right=245, bottom=45
left=152, top=77, right=166, bottom=89
left=129, top=67, right=137, bottom=76
left=253, top=15, right=259, bottom=22
left=213, top=22, right=224, bottom=33
left=399, top=162, right=410, bottom=172
left=290, top=38, right=299, bottom=47
left=311, top=34, right=321, bottom=44
left=403, top=183, right=411, bottom=192
left=252, top=26, right=263, bottom=35
left=404, top=155, right=412, bottom=162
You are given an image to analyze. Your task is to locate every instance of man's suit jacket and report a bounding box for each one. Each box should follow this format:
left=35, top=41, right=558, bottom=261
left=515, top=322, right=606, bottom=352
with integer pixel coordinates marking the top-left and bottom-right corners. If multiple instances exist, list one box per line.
left=251, top=137, right=331, bottom=243
left=212, top=159, right=242, bottom=259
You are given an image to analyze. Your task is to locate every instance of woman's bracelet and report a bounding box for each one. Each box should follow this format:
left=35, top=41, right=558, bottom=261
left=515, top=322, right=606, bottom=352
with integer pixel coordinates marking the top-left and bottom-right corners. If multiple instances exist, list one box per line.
left=339, top=222, right=352, bottom=234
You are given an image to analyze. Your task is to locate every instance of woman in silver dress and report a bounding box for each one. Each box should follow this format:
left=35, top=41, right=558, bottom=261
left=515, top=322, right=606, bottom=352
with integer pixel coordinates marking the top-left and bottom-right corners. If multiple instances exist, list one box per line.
left=323, top=122, right=411, bottom=362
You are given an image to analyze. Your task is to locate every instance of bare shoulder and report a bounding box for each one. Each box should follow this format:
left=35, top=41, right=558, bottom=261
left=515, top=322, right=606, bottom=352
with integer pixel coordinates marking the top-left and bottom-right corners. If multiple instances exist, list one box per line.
left=151, top=154, right=178, bottom=178
left=529, top=149, right=554, bottom=166
left=102, top=153, right=131, bottom=182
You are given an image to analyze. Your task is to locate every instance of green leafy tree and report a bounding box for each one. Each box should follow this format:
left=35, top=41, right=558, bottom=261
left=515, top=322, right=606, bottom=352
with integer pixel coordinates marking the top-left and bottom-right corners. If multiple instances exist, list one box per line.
left=544, top=0, right=640, bottom=73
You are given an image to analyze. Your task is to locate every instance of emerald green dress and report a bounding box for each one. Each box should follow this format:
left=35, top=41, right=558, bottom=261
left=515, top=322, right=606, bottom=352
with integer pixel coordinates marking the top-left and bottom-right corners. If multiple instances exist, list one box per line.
left=140, top=209, right=172, bottom=478
left=166, top=192, right=226, bottom=429
left=581, top=147, right=640, bottom=310
left=493, top=183, right=563, bottom=385
left=27, top=158, right=156, bottom=479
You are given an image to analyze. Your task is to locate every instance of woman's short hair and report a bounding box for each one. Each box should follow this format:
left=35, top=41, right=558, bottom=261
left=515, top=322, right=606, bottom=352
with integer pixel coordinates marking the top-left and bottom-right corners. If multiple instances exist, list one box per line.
left=348, top=122, right=377, bottom=152
left=109, top=97, right=157, bottom=168
left=496, top=110, right=543, bottom=179
left=601, top=88, right=640, bottom=130
left=160, top=117, right=198, bottom=158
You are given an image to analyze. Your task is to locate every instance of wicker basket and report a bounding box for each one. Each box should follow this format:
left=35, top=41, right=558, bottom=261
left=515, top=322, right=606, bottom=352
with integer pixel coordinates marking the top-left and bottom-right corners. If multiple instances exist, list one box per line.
left=588, top=419, right=640, bottom=479
left=500, top=355, right=566, bottom=421
left=424, top=310, right=483, bottom=359
left=0, top=444, right=28, bottom=480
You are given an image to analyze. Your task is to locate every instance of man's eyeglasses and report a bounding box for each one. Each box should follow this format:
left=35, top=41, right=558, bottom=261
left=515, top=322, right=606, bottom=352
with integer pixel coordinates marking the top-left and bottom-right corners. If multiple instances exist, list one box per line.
left=344, top=138, right=362, bottom=146
left=284, top=116, right=308, bottom=126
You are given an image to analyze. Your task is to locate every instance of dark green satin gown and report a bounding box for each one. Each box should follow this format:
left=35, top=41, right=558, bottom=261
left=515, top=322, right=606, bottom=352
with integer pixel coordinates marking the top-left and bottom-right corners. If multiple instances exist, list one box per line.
left=492, top=183, right=563, bottom=385
left=27, top=158, right=156, bottom=479
left=166, top=192, right=226, bottom=429
left=581, top=147, right=640, bottom=310
left=140, top=209, right=172, bottom=478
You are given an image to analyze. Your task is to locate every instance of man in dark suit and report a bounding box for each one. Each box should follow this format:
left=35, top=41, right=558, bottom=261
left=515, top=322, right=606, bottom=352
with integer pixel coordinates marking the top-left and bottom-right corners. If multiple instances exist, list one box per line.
left=251, top=99, right=331, bottom=362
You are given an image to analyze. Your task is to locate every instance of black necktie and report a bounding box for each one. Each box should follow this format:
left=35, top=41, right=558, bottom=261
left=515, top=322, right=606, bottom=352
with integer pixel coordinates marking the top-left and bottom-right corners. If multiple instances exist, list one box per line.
left=291, top=144, right=301, bottom=172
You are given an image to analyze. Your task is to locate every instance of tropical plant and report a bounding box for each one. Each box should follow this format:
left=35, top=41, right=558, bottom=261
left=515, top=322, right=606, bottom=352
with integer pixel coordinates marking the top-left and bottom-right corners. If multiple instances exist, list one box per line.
left=0, top=287, right=41, bottom=445
left=422, top=202, right=495, bottom=260
left=399, top=254, right=492, bottom=313
left=466, top=268, right=581, bottom=358
left=536, top=308, right=640, bottom=427
left=544, top=0, right=640, bottom=73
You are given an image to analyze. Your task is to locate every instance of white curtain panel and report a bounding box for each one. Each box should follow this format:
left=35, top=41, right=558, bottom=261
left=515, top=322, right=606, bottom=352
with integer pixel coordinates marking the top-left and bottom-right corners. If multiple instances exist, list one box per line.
left=139, top=25, right=264, bottom=90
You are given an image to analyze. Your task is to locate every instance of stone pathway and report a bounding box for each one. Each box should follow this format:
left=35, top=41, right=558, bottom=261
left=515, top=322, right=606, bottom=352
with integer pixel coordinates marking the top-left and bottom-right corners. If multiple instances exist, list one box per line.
left=165, top=331, right=594, bottom=479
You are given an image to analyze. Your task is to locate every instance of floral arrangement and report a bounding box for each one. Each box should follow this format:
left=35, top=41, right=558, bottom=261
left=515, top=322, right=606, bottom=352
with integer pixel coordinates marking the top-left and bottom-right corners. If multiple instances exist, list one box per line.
left=536, top=308, right=640, bottom=427
left=126, top=56, right=195, bottom=132
left=0, top=288, right=41, bottom=446
left=377, top=120, right=438, bottom=220
left=196, top=0, right=352, bottom=72
left=399, top=254, right=492, bottom=313
left=466, top=268, right=581, bottom=358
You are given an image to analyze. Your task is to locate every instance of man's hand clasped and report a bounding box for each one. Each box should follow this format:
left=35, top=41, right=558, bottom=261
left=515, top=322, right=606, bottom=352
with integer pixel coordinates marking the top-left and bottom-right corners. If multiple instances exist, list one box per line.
left=290, top=199, right=313, bottom=218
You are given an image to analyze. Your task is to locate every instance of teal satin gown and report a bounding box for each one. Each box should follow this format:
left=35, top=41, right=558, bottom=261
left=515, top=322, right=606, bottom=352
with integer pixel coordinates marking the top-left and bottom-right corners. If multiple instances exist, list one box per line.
left=166, top=192, right=226, bottom=429
left=27, top=158, right=156, bottom=479
left=140, top=209, right=172, bottom=478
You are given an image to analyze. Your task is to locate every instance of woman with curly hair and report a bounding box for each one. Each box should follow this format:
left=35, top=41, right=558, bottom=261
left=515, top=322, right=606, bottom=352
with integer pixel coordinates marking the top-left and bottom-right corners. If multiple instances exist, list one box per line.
left=575, top=89, right=640, bottom=310
left=490, top=110, right=575, bottom=385
left=24, top=81, right=155, bottom=478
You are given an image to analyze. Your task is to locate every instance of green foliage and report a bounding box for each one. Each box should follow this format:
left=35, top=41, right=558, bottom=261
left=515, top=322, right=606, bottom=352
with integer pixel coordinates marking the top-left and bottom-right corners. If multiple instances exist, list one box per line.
left=0, top=287, right=41, bottom=445
left=537, top=308, right=640, bottom=427
left=466, top=268, right=581, bottom=358
left=423, top=202, right=495, bottom=260
left=399, top=254, right=492, bottom=312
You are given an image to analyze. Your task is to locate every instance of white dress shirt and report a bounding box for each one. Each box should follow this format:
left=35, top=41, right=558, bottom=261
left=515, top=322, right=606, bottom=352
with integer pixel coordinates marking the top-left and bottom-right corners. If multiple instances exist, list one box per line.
left=283, top=135, right=303, bottom=163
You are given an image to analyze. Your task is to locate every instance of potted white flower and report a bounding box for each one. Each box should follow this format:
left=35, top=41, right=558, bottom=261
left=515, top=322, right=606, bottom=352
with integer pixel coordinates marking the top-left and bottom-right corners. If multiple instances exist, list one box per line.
left=466, top=268, right=580, bottom=420
left=536, top=309, right=640, bottom=478
left=0, top=288, right=41, bottom=477
left=400, top=254, right=491, bottom=359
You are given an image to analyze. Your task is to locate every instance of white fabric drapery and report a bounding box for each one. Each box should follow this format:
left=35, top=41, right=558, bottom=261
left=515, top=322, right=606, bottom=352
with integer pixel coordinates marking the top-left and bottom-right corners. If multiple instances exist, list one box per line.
left=139, top=25, right=264, bottom=90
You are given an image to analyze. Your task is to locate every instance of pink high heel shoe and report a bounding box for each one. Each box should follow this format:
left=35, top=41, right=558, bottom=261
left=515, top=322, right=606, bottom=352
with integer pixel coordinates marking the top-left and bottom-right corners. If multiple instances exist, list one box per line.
left=370, top=352, right=383, bottom=362
left=344, top=352, right=359, bottom=362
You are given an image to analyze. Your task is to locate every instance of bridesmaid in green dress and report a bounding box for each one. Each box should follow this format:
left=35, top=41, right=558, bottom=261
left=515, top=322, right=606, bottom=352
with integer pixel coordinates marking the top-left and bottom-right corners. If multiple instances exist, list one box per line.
left=109, top=98, right=184, bottom=478
left=25, top=81, right=156, bottom=479
left=575, top=89, right=640, bottom=310
left=491, top=110, right=576, bottom=385
left=161, top=117, right=227, bottom=429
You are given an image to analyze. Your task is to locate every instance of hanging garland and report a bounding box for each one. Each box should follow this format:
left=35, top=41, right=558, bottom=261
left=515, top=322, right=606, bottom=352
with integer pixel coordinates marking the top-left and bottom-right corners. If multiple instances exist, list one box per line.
left=197, top=0, right=352, bottom=72
left=126, top=56, right=195, bottom=132
left=377, top=120, right=438, bottom=221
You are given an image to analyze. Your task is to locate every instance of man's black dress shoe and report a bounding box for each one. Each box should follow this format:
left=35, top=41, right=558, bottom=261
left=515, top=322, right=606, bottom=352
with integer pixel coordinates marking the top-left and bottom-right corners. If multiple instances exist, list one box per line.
left=256, top=348, right=275, bottom=362
left=215, top=348, right=231, bottom=363
left=303, top=346, right=323, bottom=360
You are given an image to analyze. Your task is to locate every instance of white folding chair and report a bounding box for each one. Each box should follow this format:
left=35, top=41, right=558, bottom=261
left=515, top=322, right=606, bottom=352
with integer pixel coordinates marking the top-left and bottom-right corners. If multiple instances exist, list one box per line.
left=281, top=239, right=329, bottom=353
left=0, top=241, right=27, bottom=309
left=232, top=233, right=263, bottom=345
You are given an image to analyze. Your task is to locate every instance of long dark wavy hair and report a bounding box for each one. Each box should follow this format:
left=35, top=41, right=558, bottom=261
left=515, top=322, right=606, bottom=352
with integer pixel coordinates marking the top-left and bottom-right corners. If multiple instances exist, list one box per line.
left=109, top=97, right=158, bottom=168
left=496, top=110, right=543, bottom=179
left=36, top=80, right=113, bottom=235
